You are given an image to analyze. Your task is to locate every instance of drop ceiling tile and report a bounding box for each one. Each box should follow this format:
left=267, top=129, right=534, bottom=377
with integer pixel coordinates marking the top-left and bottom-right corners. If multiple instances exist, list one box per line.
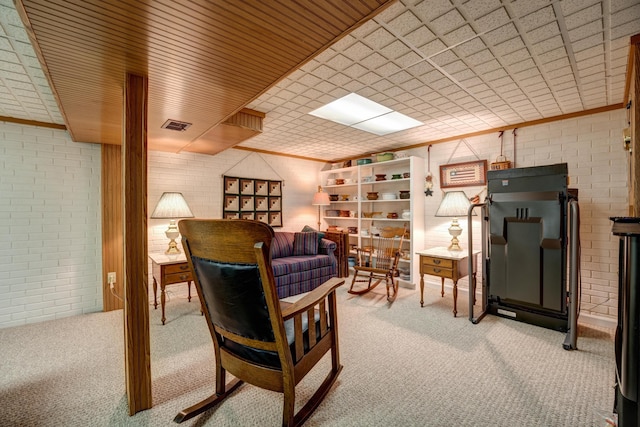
left=571, top=33, right=603, bottom=53
left=611, top=3, right=640, bottom=26
left=484, top=22, right=519, bottom=45
left=380, top=39, right=412, bottom=60
left=387, top=9, right=423, bottom=35
left=508, top=58, right=537, bottom=74
left=519, top=6, right=556, bottom=32
left=493, top=36, right=526, bottom=57
left=442, top=24, right=477, bottom=46
left=412, top=0, right=456, bottom=22
left=342, top=42, right=376, bottom=62
left=442, top=59, right=470, bottom=74
left=502, top=47, right=532, bottom=65
left=465, top=49, right=494, bottom=66
left=363, top=27, right=397, bottom=50
left=568, top=20, right=603, bottom=43
left=473, top=7, right=512, bottom=33
left=475, top=60, right=504, bottom=76
left=451, top=68, right=477, bottom=82
left=610, top=19, right=640, bottom=40
left=512, top=66, right=540, bottom=81
left=461, top=0, right=502, bottom=19
left=538, top=47, right=568, bottom=64
left=510, top=0, right=554, bottom=19
left=395, top=50, right=423, bottom=68
left=404, top=25, right=437, bottom=48
left=376, top=61, right=403, bottom=77
left=532, top=35, right=565, bottom=55
left=525, top=22, right=561, bottom=44
left=565, top=4, right=603, bottom=30
left=360, top=52, right=389, bottom=70
left=430, top=9, right=466, bottom=35
left=418, top=38, right=448, bottom=57
left=388, top=70, right=414, bottom=84
left=370, top=78, right=396, bottom=92
left=453, top=37, right=487, bottom=57
left=431, top=50, right=461, bottom=68
left=310, top=64, right=338, bottom=80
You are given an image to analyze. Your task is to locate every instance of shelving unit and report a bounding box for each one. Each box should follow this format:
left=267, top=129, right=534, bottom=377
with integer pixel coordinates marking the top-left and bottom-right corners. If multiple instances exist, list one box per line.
left=319, top=156, right=424, bottom=289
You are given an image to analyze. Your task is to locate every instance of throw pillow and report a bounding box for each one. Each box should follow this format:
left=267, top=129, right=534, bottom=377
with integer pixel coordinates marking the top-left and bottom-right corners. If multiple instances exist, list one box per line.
left=301, top=224, right=325, bottom=241
left=293, top=231, right=319, bottom=256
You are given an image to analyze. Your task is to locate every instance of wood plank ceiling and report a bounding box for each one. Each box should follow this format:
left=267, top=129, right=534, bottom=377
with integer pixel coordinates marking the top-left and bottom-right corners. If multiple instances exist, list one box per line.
left=15, top=0, right=395, bottom=155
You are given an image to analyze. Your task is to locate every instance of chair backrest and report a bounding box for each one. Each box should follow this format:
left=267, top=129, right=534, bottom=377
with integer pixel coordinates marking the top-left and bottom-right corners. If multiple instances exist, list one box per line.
left=359, top=227, right=405, bottom=271
left=178, top=219, right=281, bottom=347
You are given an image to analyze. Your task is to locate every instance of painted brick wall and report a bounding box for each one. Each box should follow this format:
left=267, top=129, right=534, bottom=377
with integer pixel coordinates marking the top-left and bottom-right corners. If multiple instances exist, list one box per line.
left=0, top=121, right=102, bottom=328
left=398, top=109, right=626, bottom=324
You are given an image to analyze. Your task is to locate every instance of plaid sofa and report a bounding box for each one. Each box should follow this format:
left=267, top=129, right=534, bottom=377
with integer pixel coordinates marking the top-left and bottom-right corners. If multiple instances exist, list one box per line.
left=270, top=231, right=337, bottom=298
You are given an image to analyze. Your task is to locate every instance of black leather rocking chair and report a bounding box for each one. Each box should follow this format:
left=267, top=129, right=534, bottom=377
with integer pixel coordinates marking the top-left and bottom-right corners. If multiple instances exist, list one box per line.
left=175, top=219, right=344, bottom=426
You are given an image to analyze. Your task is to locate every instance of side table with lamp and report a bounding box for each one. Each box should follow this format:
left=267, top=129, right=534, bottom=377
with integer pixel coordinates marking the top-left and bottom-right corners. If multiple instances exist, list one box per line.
left=418, top=190, right=479, bottom=317
left=149, top=192, right=199, bottom=324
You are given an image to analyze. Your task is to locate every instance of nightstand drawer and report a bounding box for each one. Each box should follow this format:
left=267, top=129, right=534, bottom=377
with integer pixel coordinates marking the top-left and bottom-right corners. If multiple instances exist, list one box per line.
left=422, top=265, right=454, bottom=279
left=421, top=256, right=453, bottom=269
left=165, top=263, right=191, bottom=274
left=165, top=271, right=193, bottom=284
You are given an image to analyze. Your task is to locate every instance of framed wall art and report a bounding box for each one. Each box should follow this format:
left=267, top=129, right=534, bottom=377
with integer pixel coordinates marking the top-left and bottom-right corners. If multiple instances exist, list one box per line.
left=439, top=160, right=487, bottom=188
left=223, top=176, right=283, bottom=227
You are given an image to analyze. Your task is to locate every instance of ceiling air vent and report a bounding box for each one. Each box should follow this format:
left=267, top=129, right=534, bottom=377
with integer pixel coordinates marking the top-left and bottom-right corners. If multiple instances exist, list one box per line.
left=161, top=119, right=192, bottom=131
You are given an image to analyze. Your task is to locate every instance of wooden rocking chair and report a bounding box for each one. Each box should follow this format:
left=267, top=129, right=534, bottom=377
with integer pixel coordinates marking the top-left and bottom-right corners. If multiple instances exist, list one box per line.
left=349, top=227, right=405, bottom=303
left=176, top=219, right=344, bottom=426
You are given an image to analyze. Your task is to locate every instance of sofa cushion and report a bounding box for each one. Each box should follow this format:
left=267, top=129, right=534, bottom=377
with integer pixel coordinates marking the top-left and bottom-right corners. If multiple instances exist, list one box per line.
left=293, top=232, right=318, bottom=256
left=271, top=232, right=294, bottom=259
left=272, top=255, right=333, bottom=277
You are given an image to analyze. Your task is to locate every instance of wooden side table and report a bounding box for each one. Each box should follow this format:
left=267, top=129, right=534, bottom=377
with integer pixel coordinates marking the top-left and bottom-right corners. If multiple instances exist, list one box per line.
left=417, top=247, right=479, bottom=317
left=324, top=230, right=349, bottom=278
left=149, top=252, right=194, bottom=325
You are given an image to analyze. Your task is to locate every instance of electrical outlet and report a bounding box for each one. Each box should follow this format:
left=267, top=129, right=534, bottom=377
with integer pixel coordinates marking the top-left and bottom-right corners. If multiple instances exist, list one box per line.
left=107, top=272, right=116, bottom=285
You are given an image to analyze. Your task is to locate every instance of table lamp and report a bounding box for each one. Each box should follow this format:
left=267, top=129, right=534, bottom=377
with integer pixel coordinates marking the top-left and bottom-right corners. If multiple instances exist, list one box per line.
left=151, top=192, right=194, bottom=254
left=435, top=190, right=471, bottom=251
left=312, top=186, right=331, bottom=230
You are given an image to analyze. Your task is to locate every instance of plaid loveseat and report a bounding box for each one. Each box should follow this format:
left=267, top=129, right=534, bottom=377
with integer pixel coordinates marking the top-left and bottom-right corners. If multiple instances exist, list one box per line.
left=270, top=231, right=337, bottom=298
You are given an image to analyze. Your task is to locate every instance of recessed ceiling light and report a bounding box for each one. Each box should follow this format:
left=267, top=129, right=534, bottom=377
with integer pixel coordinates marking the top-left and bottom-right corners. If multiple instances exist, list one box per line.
left=308, top=93, right=422, bottom=136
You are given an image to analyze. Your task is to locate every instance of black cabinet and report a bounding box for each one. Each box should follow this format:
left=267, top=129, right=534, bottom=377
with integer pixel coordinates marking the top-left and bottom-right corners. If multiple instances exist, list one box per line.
left=611, top=217, right=640, bottom=426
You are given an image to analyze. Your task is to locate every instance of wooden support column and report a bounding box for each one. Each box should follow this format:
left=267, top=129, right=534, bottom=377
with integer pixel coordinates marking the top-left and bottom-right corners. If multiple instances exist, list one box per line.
left=101, top=144, right=124, bottom=311
left=123, top=73, right=152, bottom=414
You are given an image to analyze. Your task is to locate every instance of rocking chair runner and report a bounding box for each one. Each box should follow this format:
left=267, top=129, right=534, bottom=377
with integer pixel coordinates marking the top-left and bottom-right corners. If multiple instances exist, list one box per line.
left=176, top=219, right=344, bottom=426
left=349, top=227, right=406, bottom=302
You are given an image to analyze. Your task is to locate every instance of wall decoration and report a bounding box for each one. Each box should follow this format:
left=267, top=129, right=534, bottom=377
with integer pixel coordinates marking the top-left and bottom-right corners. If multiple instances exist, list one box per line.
left=223, top=175, right=283, bottom=227
left=439, top=160, right=487, bottom=188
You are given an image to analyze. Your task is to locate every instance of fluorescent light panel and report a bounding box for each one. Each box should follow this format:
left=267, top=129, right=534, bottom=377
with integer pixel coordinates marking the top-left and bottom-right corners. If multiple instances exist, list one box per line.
left=309, top=93, right=422, bottom=136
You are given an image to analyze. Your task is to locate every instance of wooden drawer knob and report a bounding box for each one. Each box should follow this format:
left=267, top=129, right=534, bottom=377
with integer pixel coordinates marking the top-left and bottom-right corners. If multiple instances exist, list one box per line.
left=433, top=259, right=441, bottom=265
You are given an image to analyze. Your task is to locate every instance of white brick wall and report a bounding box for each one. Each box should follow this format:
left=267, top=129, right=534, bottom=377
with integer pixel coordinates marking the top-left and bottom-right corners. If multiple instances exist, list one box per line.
left=398, top=109, right=627, bottom=323
left=0, top=121, right=102, bottom=328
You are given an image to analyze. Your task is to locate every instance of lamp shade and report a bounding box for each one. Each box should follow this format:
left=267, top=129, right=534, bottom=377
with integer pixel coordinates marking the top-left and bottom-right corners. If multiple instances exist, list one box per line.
left=435, top=191, right=471, bottom=217
left=312, top=186, right=331, bottom=206
left=151, top=192, right=194, bottom=219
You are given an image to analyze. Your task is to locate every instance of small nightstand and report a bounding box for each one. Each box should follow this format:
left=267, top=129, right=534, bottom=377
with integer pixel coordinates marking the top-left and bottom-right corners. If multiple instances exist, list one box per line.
left=149, top=252, right=194, bottom=325
left=417, top=247, right=479, bottom=317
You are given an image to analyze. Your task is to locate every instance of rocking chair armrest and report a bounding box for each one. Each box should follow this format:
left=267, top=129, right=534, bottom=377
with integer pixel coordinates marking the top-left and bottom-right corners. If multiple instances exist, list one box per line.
left=281, top=277, right=345, bottom=320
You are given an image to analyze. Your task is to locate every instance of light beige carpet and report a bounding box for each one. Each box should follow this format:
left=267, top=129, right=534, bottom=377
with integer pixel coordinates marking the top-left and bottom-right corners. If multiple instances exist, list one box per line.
left=0, top=283, right=616, bottom=426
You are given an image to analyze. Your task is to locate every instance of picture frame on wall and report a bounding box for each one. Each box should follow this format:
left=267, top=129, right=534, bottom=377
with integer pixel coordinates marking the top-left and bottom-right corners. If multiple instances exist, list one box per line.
left=439, top=160, right=487, bottom=188
left=223, top=175, right=283, bottom=227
